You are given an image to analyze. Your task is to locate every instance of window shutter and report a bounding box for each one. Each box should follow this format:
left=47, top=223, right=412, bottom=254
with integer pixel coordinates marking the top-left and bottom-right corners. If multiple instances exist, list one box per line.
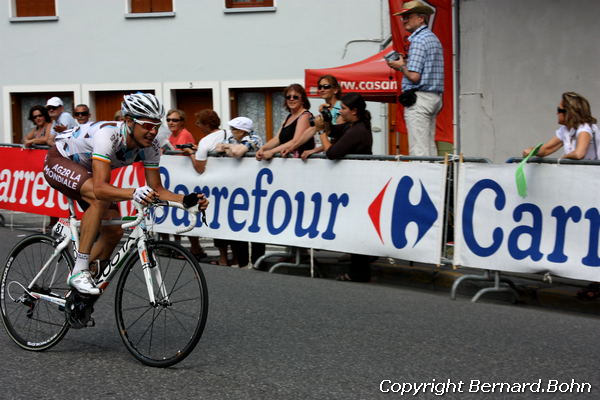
left=15, top=0, right=55, bottom=17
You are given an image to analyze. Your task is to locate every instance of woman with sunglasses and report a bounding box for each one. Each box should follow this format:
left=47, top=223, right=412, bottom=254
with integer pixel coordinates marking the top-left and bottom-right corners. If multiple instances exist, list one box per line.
left=23, top=105, right=53, bottom=148
left=281, top=75, right=344, bottom=159
left=165, top=109, right=195, bottom=150
left=522, top=92, right=599, bottom=160
left=161, top=109, right=207, bottom=260
left=255, top=84, right=314, bottom=160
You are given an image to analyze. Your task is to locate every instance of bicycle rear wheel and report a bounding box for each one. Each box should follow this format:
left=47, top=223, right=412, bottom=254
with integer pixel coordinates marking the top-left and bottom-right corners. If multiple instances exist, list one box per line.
left=0, top=234, right=72, bottom=351
left=115, top=240, right=208, bottom=367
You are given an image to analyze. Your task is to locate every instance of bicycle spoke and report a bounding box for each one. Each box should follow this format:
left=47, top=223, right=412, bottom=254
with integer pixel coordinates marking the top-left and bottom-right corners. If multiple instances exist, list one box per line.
left=122, top=287, right=150, bottom=303
left=124, top=304, right=154, bottom=331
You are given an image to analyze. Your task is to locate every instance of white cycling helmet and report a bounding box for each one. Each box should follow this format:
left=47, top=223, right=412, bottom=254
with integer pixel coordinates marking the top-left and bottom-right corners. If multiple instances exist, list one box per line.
left=121, top=93, right=165, bottom=120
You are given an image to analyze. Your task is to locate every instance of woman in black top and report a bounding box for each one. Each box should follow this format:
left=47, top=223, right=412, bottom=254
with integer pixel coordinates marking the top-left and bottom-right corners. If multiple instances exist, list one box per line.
left=317, top=92, right=373, bottom=159
left=315, top=92, right=375, bottom=282
left=256, top=84, right=314, bottom=160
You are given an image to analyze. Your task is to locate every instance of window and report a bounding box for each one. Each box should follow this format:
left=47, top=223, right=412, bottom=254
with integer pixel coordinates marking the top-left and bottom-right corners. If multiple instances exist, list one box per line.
left=130, top=0, right=173, bottom=13
left=14, top=0, right=55, bottom=17
left=10, top=92, right=73, bottom=144
left=230, top=88, right=285, bottom=143
left=225, top=0, right=273, bottom=9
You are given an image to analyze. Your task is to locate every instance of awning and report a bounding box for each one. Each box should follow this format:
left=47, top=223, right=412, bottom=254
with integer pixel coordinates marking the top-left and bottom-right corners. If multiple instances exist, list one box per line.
left=305, top=46, right=399, bottom=103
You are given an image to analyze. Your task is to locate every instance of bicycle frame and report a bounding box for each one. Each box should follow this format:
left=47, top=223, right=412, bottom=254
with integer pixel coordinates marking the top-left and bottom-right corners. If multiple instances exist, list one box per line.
left=27, top=199, right=200, bottom=308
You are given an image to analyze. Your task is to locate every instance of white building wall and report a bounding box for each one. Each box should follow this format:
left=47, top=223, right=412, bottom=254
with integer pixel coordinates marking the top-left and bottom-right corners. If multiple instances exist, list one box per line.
left=1, top=0, right=391, bottom=153
left=459, top=0, right=600, bottom=162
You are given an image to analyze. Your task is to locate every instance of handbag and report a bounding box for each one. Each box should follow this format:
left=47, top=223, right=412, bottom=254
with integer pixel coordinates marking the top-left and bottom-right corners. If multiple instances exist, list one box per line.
left=399, top=89, right=417, bottom=107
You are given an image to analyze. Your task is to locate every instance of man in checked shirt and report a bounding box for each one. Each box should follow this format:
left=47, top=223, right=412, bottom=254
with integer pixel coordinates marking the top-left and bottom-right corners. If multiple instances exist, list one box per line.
left=387, top=1, right=444, bottom=157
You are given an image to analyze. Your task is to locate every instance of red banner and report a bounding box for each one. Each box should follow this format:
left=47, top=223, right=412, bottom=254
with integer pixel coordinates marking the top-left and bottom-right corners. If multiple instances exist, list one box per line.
left=0, top=147, right=145, bottom=218
left=389, top=0, right=454, bottom=144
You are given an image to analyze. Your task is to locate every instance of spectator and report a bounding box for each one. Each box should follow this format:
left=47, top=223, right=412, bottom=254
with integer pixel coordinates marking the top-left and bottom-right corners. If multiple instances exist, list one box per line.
left=215, top=117, right=263, bottom=158
left=23, top=105, right=53, bottom=148
left=73, top=104, right=93, bottom=128
left=181, top=109, right=230, bottom=174
left=113, top=110, right=123, bottom=121
left=181, top=110, right=232, bottom=266
left=215, top=117, right=266, bottom=269
left=387, top=1, right=444, bottom=157
left=166, top=109, right=195, bottom=149
left=255, top=84, right=313, bottom=160
left=523, top=92, right=598, bottom=160
left=46, top=97, right=77, bottom=136
left=281, top=75, right=344, bottom=159
left=161, top=109, right=206, bottom=260
left=314, top=92, right=374, bottom=282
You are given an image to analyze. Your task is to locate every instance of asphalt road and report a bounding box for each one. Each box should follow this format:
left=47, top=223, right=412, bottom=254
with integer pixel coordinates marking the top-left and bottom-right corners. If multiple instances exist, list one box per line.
left=0, top=228, right=599, bottom=400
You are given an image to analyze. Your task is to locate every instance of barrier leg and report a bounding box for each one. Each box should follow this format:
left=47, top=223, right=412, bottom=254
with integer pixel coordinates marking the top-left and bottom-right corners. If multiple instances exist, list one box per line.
left=471, top=271, right=519, bottom=303
left=253, top=248, right=292, bottom=271
left=268, top=247, right=319, bottom=275
left=450, top=270, right=491, bottom=300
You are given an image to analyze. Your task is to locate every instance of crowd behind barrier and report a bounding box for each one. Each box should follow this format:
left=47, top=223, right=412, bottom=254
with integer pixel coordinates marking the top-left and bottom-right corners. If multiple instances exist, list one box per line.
left=8, top=86, right=600, bottom=298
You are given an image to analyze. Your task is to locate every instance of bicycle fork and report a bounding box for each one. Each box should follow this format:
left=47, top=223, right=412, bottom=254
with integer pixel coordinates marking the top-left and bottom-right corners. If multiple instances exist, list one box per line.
left=137, top=240, right=169, bottom=307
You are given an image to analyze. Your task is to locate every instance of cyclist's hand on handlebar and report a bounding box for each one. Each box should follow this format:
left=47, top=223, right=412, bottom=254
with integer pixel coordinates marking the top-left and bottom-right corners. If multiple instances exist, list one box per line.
left=133, top=185, right=158, bottom=205
left=182, top=192, right=209, bottom=210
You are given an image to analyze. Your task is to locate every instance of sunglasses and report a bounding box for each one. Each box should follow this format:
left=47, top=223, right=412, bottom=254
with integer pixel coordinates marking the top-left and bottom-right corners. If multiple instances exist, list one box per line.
left=46, top=106, right=59, bottom=111
left=318, top=84, right=332, bottom=90
left=286, top=95, right=300, bottom=101
left=166, top=118, right=182, bottom=123
left=32, top=114, right=44, bottom=119
left=557, top=107, right=567, bottom=114
left=74, top=112, right=89, bottom=117
left=133, top=118, right=162, bottom=131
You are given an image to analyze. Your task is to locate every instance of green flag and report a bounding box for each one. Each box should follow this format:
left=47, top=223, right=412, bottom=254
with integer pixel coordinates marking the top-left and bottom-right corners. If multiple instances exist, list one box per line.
left=515, top=143, right=543, bottom=198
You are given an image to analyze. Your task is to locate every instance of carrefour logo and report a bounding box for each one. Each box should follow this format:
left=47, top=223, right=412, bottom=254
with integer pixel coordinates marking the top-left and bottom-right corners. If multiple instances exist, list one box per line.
left=368, top=176, right=438, bottom=249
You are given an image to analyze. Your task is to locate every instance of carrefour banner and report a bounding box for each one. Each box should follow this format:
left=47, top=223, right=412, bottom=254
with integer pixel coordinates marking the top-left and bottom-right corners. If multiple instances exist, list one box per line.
left=157, top=156, right=447, bottom=264
left=455, top=163, right=600, bottom=281
left=0, top=148, right=447, bottom=264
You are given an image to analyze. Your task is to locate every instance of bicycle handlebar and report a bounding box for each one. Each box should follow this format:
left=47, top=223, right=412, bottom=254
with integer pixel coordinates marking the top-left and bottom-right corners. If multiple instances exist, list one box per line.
left=121, top=201, right=203, bottom=233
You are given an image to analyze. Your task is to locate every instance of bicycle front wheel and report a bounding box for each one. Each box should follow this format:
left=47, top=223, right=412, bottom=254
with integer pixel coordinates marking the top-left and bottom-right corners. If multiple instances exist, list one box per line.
left=115, top=240, right=208, bottom=367
left=0, top=234, right=72, bottom=351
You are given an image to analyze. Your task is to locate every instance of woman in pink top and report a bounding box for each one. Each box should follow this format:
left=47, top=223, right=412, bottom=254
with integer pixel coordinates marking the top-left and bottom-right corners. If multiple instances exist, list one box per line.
left=163, top=108, right=207, bottom=260
left=167, top=109, right=195, bottom=148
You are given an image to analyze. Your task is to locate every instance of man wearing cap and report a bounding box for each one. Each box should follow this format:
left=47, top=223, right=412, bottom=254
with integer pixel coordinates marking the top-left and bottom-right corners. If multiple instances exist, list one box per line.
left=387, top=0, right=444, bottom=157
left=46, top=96, right=77, bottom=135
left=215, top=117, right=263, bottom=158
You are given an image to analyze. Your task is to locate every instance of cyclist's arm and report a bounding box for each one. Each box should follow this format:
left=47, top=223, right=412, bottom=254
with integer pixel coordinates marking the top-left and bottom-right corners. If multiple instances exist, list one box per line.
left=91, top=159, right=138, bottom=201
left=144, top=168, right=184, bottom=203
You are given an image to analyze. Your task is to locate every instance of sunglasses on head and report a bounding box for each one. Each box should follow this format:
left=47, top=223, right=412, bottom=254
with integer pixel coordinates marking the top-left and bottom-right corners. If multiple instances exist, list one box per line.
left=133, top=118, right=162, bottom=131
left=318, top=84, right=332, bottom=90
left=166, top=118, right=182, bottom=123
left=74, top=111, right=89, bottom=117
left=46, top=106, right=59, bottom=111
left=285, top=95, right=300, bottom=101
left=557, top=107, right=567, bottom=114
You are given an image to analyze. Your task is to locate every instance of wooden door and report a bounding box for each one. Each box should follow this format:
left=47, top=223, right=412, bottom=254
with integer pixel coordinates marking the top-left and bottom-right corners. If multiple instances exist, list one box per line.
left=174, top=89, right=213, bottom=142
left=93, top=90, right=155, bottom=122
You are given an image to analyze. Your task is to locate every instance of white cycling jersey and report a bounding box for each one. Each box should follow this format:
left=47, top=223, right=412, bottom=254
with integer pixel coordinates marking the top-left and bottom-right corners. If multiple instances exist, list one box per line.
left=55, top=121, right=160, bottom=171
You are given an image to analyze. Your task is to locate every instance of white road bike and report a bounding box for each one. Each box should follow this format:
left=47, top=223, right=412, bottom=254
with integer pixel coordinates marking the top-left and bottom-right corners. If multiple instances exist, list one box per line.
left=0, top=198, right=208, bottom=368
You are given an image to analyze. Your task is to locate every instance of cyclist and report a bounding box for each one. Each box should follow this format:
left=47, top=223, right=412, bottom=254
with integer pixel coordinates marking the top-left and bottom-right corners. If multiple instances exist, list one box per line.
left=43, top=93, right=208, bottom=295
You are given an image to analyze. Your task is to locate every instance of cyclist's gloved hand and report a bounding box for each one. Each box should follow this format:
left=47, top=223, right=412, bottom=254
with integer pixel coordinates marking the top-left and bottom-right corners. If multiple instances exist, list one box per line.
left=133, top=185, right=154, bottom=205
left=182, top=192, right=202, bottom=209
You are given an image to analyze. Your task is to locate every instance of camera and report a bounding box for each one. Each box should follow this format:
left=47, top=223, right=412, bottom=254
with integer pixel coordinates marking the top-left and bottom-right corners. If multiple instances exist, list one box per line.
left=320, top=108, right=332, bottom=124
left=384, top=50, right=401, bottom=62
left=176, top=143, right=194, bottom=149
